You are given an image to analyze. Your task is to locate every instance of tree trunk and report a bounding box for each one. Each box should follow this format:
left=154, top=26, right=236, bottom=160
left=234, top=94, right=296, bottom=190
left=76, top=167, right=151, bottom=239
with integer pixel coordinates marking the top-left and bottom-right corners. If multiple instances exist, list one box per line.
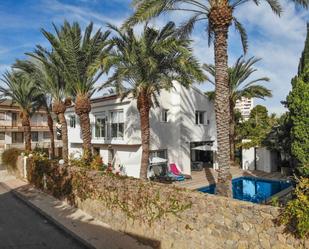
left=213, top=25, right=232, bottom=197
left=230, top=102, right=236, bottom=165
left=47, top=113, right=55, bottom=159
left=75, top=95, right=92, bottom=162
left=137, top=91, right=151, bottom=179
left=22, top=113, right=31, bottom=152
left=58, top=112, right=68, bottom=162
left=78, top=112, right=92, bottom=162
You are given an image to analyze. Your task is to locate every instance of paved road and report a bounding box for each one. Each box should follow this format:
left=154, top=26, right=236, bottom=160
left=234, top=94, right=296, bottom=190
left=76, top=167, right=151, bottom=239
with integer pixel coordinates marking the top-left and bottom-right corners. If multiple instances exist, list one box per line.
left=0, top=184, right=87, bottom=249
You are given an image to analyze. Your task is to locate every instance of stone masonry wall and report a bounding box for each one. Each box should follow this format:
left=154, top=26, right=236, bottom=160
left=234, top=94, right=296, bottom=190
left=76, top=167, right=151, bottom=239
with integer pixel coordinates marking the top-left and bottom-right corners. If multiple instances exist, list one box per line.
left=70, top=169, right=307, bottom=249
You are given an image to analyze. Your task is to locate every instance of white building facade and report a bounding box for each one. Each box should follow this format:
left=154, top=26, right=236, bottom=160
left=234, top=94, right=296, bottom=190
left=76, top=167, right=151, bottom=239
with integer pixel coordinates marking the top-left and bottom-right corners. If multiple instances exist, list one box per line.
left=66, top=82, right=217, bottom=178
left=235, top=97, right=254, bottom=120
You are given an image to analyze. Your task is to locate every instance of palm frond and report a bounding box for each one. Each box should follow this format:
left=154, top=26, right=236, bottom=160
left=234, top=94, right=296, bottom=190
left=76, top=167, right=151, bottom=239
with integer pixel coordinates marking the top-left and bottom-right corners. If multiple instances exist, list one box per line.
left=233, top=17, right=248, bottom=54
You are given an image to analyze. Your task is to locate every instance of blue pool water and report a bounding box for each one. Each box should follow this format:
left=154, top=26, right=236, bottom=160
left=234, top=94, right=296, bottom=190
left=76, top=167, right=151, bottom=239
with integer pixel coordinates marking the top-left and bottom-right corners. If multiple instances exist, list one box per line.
left=198, top=177, right=292, bottom=203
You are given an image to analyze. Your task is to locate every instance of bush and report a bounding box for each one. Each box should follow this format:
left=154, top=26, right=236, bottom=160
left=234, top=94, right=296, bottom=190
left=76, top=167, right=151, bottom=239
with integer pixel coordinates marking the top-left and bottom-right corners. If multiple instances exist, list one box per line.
left=70, top=154, right=108, bottom=171
left=1, top=148, right=23, bottom=171
left=280, top=177, right=309, bottom=239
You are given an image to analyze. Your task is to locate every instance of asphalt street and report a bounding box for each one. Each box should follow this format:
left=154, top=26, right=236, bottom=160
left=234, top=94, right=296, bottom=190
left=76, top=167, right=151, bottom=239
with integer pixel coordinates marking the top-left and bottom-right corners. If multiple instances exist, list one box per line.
left=0, top=183, right=87, bottom=249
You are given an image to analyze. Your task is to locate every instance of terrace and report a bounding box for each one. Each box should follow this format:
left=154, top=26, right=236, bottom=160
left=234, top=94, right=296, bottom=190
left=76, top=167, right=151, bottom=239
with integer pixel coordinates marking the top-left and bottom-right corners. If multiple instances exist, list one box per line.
left=174, top=167, right=287, bottom=190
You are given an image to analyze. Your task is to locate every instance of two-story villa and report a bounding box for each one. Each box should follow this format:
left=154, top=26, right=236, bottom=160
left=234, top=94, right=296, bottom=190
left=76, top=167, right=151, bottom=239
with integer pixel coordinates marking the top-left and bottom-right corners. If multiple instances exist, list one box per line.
left=66, top=82, right=217, bottom=178
left=0, top=99, right=61, bottom=151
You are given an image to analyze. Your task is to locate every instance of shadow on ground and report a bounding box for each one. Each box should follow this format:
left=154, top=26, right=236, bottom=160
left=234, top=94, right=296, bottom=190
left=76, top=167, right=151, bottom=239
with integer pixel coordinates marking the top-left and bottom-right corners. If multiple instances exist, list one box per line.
left=1, top=182, right=161, bottom=249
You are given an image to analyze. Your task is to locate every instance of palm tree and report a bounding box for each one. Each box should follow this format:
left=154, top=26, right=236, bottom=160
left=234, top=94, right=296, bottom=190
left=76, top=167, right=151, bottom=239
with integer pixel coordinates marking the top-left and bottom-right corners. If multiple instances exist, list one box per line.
left=39, top=95, right=56, bottom=158
left=101, top=22, right=205, bottom=179
left=204, top=56, right=272, bottom=164
left=14, top=55, right=70, bottom=161
left=0, top=71, right=41, bottom=151
left=125, top=0, right=308, bottom=196
left=40, top=21, right=110, bottom=162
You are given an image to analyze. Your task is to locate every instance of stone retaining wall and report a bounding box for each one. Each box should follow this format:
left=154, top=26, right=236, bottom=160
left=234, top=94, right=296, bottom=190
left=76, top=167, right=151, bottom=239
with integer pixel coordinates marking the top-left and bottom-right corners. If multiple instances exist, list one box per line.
left=70, top=170, right=307, bottom=249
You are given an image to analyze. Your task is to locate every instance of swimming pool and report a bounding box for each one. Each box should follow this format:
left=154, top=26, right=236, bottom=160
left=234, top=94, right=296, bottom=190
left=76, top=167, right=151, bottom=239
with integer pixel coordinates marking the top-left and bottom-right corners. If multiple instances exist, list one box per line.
left=198, top=176, right=292, bottom=203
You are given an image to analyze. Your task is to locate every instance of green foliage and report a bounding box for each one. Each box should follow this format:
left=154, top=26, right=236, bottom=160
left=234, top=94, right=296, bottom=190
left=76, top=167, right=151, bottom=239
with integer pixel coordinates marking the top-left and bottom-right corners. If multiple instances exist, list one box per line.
left=70, top=168, right=192, bottom=224
left=270, top=196, right=280, bottom=207
left=286, top=75, right=309, bottom=176
left=1, top=148, right=23, bottom=171
left=27, top=154, right=71, bottom=198
left=280, top=177, right=309, bottom=239
left=40, top=21, right=110, bottom=98
left=124, top=0, right=288, bottom=54
left=237, top=105, right=277, bottom=149
left=286, top=24, right=309, bottom=176
left=102, top=22, right=205, bottom=101
left=298, top=23, right=309, bottom=75
left=70, top=154, right=108, bottom=171
left=203, top=56, right=271, bottom=105
left=0, top=71, right=42, bottom=117
left=27, top=157, right=192, bottom=225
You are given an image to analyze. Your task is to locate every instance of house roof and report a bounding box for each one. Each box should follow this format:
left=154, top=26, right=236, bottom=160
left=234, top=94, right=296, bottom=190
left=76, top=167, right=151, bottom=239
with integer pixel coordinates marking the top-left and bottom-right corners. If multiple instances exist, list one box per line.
left=90, top=94, right=119, bottom=104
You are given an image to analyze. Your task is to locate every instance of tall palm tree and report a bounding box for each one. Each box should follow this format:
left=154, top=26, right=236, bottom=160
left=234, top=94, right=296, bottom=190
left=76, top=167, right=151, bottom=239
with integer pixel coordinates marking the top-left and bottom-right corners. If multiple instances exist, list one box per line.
left=204, top=56, right=272, bottom=163
left=39, top=95, right=56, bottom=158
left=0, top=71, right=41, bottom=151
left=101, top=22, right=205, bottom=179
left=14, top=55, right=70, bottom=161
left=125, top=0, right=308, bottom=196
left=40, top=21, right=110, bottom=162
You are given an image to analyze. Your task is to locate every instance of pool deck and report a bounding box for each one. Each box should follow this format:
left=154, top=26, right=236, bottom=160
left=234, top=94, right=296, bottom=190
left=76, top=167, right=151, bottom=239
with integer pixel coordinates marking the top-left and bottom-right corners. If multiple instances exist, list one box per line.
left=174, top=167, right=287, bottom=190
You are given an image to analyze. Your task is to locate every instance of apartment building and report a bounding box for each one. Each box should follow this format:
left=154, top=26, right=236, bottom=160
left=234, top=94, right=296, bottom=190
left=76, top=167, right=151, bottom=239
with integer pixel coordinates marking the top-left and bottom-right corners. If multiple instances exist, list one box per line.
left=66, top=82, right=218, bottom=178
left=0, top=100, right=61, bottom=151
left=235, top=97, right=254, bottom=120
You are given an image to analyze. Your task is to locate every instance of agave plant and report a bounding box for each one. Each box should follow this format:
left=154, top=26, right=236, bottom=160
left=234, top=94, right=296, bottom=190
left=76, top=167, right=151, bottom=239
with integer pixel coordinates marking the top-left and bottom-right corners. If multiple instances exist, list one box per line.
left=125, top=0, right=309, bottom=196
left=101, top=22, right=205, bottom=178
left=40, top=21, right=110, bottom=161
left=204, top=56, right=272, bottom=163
left=0, top=71, right=41, bottom=151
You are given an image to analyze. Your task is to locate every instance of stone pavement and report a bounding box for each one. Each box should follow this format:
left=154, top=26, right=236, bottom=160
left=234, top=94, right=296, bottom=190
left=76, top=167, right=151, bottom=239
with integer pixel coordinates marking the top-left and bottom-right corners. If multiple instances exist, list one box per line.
left=2, top=178, right=153, bottom=249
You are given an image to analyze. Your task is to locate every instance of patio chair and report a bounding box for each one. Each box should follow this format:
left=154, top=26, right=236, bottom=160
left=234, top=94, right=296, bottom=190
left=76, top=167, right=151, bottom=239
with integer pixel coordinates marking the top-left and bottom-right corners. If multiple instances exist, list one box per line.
left=169, top=163, right=192, bottom=179
left=152, top=165, right=184, bottom=182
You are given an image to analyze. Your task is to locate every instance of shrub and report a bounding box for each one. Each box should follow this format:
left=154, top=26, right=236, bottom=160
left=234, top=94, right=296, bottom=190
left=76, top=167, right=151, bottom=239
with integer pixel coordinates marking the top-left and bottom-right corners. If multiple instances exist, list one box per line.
left=90, top=155, right=107, bottom=171
left=280, top=177, right=309, bottom=239
left=70, top=154, right=108, bottom=171
left=1, top=148, right=23, bottom=171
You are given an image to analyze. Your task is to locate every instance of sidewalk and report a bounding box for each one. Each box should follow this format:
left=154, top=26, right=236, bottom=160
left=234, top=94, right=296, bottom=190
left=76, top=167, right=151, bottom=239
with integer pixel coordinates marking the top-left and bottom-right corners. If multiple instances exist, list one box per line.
left=1, top=178, right=153, bottom=249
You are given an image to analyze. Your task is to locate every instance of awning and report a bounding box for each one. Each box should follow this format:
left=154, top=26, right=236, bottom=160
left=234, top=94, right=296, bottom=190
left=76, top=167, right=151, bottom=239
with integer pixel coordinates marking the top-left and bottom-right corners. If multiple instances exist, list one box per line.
left=149, top=157, right=167, bottom=164
left=192, top=144, right=216, bottom=151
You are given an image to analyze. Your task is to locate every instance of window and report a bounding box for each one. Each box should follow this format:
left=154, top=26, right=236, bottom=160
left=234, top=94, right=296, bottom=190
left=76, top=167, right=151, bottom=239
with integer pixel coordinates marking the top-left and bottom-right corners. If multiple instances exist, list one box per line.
left=0, top=132, right=5, bottom=140
left=95, top=116, right=106, bottom=138
left=69, top=115, right=76, bottom=128
left=150, top=149, right=168, bottom=160
left=110, top=110, right=124, bottom=138
left=195, top=111, right=205, bottom=125
left=31, top=132, right=38, bottom=142
left=12, top=132, right=24, bottom=143
left=0, top=112, right=6, bottom=120
left=43, top=131, right=51, bottom=139
left=161, top=109, right=169, bottom=122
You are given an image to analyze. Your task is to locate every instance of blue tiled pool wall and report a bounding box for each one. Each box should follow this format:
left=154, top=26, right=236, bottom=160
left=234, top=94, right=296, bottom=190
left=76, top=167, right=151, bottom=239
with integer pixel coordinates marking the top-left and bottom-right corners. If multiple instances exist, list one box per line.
left=198, top=177, right=292, bottom=203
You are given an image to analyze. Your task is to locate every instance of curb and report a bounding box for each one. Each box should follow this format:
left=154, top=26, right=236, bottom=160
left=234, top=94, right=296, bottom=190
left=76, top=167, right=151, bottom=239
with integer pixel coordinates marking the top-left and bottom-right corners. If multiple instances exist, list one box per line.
left=0, top=182, right=96, bottom=249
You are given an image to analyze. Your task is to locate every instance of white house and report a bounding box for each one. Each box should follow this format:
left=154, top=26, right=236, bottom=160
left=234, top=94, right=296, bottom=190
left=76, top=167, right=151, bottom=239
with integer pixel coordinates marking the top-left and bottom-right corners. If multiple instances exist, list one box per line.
left=66, top=82, right=217, bottom=178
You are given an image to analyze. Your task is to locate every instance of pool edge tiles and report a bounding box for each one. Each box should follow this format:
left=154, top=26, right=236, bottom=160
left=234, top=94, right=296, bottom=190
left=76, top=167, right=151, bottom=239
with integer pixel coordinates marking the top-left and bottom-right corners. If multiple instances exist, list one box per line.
left=197, top=176, right=292, bottom=204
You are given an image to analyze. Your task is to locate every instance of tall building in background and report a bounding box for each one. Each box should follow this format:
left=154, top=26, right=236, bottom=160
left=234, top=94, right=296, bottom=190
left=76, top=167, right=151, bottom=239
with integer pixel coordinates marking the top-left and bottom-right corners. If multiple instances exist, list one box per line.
left=235, top=97, right=254, bottom=120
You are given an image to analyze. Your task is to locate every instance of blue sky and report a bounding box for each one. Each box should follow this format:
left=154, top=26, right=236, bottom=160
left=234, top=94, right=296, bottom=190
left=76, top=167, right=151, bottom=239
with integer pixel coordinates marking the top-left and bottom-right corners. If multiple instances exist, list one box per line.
left=0, top=0, right=308, bottom=114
